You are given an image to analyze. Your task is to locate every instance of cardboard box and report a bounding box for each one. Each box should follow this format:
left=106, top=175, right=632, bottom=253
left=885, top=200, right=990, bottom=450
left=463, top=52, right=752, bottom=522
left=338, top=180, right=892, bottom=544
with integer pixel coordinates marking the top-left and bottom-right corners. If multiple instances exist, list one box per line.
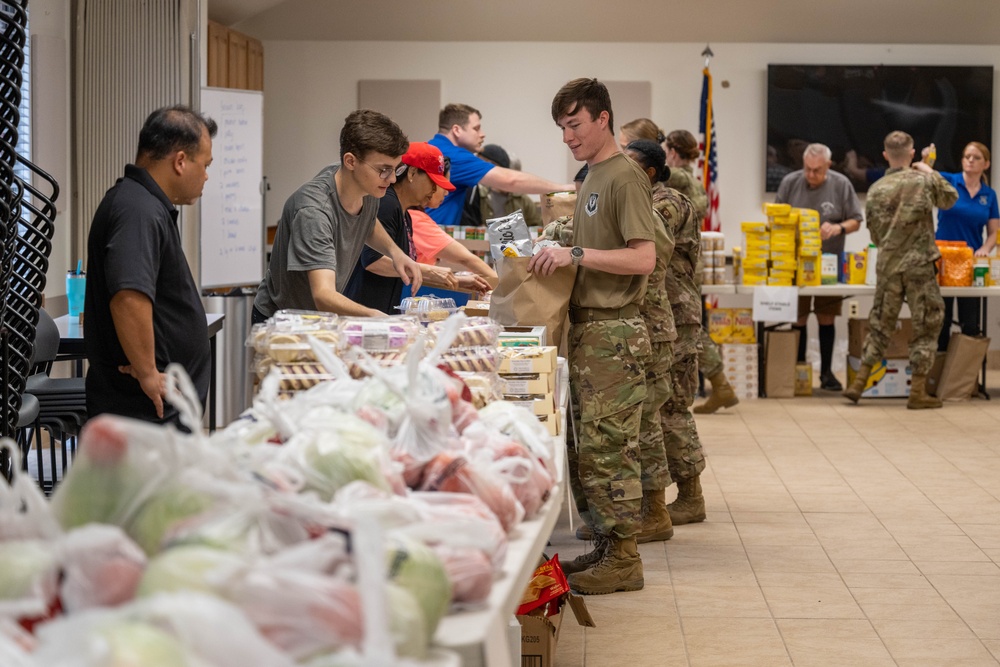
left=499, top=372, right=555, bottom=396
left=765, top=329, right=799, bottom=398
left=498, top=346, right=558, bottom=374
left=503, top=393, right=555, bottom=416
left=499, top=325, right=548, bottom=347
left=846, top=355, right=911, bottom=398
left=463, top=300, right=491, bottom=317
left=794, top=363, right=813, bottom=396
left=707, top=309, right=733, bottom=344
left=731, top=308, right=756, bottom=343
left=848, top=318, right=912, bottom=359
left=519, top=593, right=594, bottom=667
left=538, top=411, right=561, bottom=436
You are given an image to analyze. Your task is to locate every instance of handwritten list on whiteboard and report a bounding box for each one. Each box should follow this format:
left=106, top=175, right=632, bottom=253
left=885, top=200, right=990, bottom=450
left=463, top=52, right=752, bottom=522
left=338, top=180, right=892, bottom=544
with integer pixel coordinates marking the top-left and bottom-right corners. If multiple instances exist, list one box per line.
left=199, top=88, right=264, bottom=288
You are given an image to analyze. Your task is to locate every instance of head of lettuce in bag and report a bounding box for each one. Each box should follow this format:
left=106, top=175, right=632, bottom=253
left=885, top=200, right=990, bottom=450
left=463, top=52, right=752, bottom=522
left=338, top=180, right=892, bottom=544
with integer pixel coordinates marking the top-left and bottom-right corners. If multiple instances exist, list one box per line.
left=488, top=210, right=533, bottom=261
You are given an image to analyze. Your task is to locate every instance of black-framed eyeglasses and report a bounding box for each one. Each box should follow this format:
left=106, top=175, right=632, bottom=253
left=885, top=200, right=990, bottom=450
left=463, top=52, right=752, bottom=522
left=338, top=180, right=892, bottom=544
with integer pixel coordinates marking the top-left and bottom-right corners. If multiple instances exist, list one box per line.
left=361, top=160, right=408, bottom=180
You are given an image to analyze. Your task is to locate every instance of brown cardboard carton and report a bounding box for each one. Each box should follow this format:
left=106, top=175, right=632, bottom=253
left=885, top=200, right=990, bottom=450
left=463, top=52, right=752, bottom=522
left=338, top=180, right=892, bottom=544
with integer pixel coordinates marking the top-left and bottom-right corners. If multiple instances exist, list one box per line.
left=765, top=329, right=799, bottom=398
left=518, top=593, right=594, bottom=667
left=848, top=318, right=912, bottom=359
left=926, top=351, right=948, bottom=397
left=794, top=363, right=813, bottom=396
left=497, top=346, right=558, bottom=374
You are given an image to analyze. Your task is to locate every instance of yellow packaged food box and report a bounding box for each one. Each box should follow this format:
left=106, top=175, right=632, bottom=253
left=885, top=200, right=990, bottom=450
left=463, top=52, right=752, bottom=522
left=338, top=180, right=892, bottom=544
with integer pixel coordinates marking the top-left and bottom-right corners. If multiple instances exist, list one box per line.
left=743, top=273, right=768, bottom=286
left=846, top=251, right=867, bottom=285
left=731, top=308, right=756, bottom=343
left=767, top=276, right=794, bottom=286
left=707, top=308, right=734, bottom=344
left=768, top=215, right=791, bottom=226
left=741, top=221, right=769, bottom=233
left=762, top=202, right=791, bottom=216
left=796, top=207, right=820, bottom=221
left=797, top=256, right=821, bottom=286
left=771, top=257, right=798, bottom=272
left=798, top=246, right=821, bottom=257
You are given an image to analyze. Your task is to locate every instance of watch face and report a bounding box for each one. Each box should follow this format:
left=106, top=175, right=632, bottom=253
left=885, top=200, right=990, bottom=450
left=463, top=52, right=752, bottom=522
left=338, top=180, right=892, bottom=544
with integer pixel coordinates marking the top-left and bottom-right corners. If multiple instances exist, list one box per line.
left=572, top=247, right=583, bottom=258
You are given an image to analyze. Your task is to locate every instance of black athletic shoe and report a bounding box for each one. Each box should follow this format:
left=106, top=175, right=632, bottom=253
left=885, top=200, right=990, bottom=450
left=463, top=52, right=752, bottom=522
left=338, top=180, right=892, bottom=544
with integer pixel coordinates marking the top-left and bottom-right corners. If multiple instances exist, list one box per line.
left=820, top=373, right=843, bottom=392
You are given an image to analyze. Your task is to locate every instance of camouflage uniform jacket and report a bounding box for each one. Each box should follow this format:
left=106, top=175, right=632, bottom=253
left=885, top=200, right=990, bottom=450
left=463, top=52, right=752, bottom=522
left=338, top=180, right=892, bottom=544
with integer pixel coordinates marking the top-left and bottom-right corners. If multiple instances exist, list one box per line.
left=641, top=204, right=677, bottom=344
left=540, top=215, right=574, bottom=247
left=666, top=166, right=708, bottom=222
left=866, top=167, right=959, bottom=275
left=655, top=183, right=702, bottom=326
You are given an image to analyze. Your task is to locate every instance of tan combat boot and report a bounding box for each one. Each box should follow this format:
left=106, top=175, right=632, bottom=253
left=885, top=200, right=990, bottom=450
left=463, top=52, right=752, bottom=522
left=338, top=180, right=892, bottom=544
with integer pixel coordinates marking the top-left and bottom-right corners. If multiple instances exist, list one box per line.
left=636, top=488, right=674, bottom=543
left=575, top=523, right=593, bottom=540
left=561, top=534, right=610, bottom=575
left=842, top=364, right=872, bottom=404
left=668, top=475, right=706, bottom=525
left=693, top=372, right=740, bottom=414
left=567, top=535, right=644, bottom=595
left=908, top=374, right=943, bottom=410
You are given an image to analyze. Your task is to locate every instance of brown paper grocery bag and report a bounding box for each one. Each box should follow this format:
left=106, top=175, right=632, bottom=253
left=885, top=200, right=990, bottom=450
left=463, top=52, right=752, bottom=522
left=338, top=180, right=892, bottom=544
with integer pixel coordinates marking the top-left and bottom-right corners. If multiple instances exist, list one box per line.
left=489, top=256, right=577, bottom=349
left=936, top=334, right=990, bottom=400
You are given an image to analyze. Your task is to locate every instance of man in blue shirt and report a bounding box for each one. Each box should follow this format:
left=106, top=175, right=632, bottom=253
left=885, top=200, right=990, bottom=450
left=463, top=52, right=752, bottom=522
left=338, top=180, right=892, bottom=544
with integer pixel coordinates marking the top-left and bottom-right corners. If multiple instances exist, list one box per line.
left=428, top=103, right=574, bottom=227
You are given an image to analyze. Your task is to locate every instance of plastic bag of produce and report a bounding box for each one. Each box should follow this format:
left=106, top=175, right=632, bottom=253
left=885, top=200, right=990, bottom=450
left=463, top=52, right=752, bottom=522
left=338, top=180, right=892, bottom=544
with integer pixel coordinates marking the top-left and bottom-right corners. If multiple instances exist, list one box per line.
left=430, top=544, right=494, bottom=606
left=0, top=630, right=35, bottom=667
left=32, top=592, right=296, bottom=667
left=0, top=540, right=59, bottom=621
left=418, top=452, right=525, bottom=533
left=50, top=413, right=223, bottom=531
left=0, top=443, right=61, bottom=542
left=137, top=545, right=246, bottom=599
left=463, top=432, right=554, bottom=519
left=406, top=491, right=508, bottom=570
left=57, top=525, right=146, bottom=612
left=384, top=536, right=452, bottom=641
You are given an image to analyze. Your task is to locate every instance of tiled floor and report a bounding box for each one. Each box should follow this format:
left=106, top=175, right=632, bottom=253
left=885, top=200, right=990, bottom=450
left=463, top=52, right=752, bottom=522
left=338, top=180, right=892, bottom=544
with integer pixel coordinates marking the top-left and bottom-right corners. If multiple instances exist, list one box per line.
left=550, top=387, right=1000, bottom=666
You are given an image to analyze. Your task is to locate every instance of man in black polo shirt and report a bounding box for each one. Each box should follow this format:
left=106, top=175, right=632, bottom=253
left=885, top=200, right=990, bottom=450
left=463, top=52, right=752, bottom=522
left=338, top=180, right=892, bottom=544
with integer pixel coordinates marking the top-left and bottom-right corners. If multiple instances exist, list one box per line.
left=85, top=105, right=216, bottom=426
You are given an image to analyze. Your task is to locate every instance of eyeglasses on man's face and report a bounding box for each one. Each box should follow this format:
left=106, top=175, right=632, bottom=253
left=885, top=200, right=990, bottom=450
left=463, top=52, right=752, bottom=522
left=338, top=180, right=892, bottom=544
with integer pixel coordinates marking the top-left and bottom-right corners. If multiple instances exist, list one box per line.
left=361, top=160, right=408, bottom=180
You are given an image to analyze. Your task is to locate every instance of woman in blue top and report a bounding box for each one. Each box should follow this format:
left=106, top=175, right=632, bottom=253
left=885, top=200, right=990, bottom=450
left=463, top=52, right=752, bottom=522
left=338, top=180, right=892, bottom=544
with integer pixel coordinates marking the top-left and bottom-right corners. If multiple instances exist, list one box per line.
left=934, top=141, right=999, bottom=351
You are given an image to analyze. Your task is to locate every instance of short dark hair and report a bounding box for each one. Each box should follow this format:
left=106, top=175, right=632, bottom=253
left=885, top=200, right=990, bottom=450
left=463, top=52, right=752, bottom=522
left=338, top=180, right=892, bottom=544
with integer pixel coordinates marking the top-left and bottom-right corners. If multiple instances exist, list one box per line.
left=551, top=78, right=614, bottom=134
left=340, top=109, right=408, bottom=162
left=626, top=139, right=668, bottom=182
left=438, top=103, right=481, bottom=132
left=884, top=130, right=914, bottom=160
left=136, top=105, right=217, bottom=161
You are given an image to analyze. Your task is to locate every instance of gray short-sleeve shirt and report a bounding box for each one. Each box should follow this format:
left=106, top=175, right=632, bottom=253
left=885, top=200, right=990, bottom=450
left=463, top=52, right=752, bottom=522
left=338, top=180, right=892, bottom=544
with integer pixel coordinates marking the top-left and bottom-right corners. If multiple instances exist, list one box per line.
left=774, top=169, right=864, bottom=256
left=255, top=164, right=379, bottom=315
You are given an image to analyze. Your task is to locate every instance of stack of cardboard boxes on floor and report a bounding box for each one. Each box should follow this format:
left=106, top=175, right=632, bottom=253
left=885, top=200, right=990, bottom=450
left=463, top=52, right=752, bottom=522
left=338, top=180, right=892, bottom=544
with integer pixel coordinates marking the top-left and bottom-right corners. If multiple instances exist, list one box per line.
left=707, top=308, right=758, bottom=399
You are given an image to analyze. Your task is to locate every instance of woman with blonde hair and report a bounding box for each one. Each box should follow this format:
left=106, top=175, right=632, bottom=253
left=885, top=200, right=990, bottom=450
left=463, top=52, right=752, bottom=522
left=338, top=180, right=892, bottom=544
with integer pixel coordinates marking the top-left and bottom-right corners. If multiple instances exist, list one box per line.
left=933, top=141, right=999, bottom=350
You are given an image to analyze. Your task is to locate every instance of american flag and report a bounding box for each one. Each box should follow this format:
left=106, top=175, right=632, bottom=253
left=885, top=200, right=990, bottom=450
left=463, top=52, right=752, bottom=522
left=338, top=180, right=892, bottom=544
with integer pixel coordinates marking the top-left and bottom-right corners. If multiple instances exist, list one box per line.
left=698, top=66, right=721, bottom=233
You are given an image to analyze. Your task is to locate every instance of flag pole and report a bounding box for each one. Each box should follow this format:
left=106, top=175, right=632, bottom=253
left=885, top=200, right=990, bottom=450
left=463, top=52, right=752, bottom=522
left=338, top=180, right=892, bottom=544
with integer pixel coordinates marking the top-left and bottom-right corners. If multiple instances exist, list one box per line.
left=702, top=44, right=714, bottom=68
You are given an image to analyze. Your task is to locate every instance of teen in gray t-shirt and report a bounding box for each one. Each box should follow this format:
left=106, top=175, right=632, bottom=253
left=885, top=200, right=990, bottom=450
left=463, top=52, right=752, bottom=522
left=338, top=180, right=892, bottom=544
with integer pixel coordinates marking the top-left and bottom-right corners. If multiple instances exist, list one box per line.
left=254, top=164, right=378, bottom=316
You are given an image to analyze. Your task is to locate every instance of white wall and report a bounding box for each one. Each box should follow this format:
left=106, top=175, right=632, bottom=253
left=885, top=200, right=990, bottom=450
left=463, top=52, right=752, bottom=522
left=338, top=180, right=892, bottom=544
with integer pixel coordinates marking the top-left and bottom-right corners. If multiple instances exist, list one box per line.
left=262, top=40, right=1000, bottom=258
left=29, top=0, right=72, bottom=306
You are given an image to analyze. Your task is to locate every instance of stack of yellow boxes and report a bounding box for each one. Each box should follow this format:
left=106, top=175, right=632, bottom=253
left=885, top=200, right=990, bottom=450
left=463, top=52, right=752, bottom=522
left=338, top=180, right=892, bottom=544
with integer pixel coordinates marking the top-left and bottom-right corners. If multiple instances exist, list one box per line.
left=498, top=346, right=561, bottom=436
left=708, top=307, right=758, bottom=399
left=764, top=203, right=797, bottom=286
left=741, top=221, right=769, bottom=285
left=796, top=207, right=822, bottom=286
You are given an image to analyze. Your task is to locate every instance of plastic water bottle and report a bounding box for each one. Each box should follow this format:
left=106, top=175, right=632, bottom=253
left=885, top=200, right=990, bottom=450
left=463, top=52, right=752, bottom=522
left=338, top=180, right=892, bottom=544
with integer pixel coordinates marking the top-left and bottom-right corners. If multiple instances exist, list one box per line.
left=923, top=143, right=937, bottom=167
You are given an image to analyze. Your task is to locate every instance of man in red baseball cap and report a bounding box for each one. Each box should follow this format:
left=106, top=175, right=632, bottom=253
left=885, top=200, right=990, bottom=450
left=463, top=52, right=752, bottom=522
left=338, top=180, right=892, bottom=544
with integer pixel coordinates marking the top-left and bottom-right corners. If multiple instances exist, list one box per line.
left=344, top=142, right=488, bottom=312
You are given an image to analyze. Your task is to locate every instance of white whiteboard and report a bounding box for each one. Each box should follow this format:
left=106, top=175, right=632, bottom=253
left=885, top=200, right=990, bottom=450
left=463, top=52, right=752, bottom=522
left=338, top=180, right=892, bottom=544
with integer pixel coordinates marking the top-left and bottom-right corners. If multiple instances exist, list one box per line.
left=199, top=87, right=264, bottom=288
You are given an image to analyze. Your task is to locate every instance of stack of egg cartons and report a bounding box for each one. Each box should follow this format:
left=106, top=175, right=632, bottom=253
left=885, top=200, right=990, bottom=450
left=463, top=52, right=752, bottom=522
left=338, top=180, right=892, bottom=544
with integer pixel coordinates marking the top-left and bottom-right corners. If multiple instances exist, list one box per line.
left=721, top=343, right=758, bottom=399
left=796, top=208, right=822, bottom=286
left=497, top=346, right=560, bottom=435
left=701, top=231, right=727, bottom=285
left=765, top=203, right=797, bottom=286
left=741, top=221, right=769, bottom=285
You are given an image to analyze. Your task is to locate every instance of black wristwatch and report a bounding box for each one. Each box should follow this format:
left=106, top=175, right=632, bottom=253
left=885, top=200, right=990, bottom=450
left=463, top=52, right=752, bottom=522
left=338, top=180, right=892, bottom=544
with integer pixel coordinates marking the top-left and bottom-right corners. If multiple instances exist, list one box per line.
left=571, top=246, right=584, bottom=266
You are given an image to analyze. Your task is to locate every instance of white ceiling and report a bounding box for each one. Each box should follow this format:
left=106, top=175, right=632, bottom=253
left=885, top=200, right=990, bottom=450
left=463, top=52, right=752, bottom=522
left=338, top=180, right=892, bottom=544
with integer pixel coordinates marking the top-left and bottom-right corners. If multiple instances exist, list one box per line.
left=208, top=0, right=1000, bottom=45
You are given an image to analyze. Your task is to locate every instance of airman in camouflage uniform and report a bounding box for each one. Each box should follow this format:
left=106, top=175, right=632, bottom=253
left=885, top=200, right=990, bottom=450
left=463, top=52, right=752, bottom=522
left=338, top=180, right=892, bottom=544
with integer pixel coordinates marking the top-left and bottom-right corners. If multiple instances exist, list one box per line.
left=533, top=79, right=660, bottom=595
left=844, top=131, right=958, bottom=409
left=668, top=151, right=740, bottom=414
left=656, top=181, right=708, bottom=524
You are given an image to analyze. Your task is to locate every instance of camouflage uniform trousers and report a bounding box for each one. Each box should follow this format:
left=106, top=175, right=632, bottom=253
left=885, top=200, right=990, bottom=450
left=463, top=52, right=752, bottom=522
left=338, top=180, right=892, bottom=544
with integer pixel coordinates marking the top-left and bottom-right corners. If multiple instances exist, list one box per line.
left=638, top=340, right=673, bottom=491
left=861, top=262, right=943, bottom=375
left=660, top=324, right=707, bottom=482
left=566, top=316, right=650, bottom=539
left=698, top=326, right=723, bottom=378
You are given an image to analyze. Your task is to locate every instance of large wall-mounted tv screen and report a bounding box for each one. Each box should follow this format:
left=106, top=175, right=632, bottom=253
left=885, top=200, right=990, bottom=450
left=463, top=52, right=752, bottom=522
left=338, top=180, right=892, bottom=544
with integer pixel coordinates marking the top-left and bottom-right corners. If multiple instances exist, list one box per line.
left=766, top=64, right=993, bottom=192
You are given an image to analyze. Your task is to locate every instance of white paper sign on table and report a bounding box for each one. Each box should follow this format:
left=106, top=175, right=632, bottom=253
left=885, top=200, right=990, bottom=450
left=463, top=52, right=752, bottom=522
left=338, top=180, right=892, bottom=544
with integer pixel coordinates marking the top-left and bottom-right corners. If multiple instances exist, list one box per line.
left=752, top=286, right=799, bottom=322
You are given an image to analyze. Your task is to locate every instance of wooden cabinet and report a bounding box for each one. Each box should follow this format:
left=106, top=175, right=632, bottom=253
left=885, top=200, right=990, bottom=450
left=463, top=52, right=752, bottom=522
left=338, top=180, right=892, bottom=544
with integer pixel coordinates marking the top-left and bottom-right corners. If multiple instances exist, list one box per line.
left=207, top=21, right=263, bottom=91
